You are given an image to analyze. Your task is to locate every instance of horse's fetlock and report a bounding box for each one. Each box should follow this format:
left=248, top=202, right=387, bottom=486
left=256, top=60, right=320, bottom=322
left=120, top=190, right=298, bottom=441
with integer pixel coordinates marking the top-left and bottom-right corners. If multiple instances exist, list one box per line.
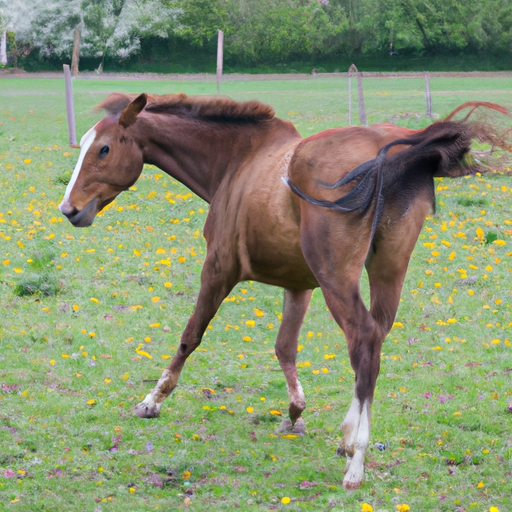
left=289, top=402, right=304, bottom=423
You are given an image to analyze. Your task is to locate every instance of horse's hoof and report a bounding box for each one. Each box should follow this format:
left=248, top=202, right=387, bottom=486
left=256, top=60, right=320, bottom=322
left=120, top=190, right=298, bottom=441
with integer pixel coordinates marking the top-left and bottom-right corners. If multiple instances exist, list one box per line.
left=292, top=417, right=306, bottom=435
left=276, top=417, right=306, bottom=435
left=343, top=478, right=362, bottom=491
left=134, top=401, right=160, bottom=418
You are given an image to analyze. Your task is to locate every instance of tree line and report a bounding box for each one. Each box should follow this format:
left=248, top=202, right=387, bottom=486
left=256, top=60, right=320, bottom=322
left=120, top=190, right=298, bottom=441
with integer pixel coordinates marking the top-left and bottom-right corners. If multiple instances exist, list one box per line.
left=1, top=0, right=511, bottom=70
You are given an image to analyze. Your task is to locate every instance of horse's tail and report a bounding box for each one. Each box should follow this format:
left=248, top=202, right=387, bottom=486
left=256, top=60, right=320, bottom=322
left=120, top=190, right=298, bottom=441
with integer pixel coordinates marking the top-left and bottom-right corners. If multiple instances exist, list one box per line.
left=285, top=118, right=508, bottom=239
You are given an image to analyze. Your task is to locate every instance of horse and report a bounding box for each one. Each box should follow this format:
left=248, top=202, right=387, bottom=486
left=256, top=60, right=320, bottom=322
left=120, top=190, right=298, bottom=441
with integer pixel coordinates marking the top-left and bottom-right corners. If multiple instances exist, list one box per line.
left=58, top=92, right=509, bottom=490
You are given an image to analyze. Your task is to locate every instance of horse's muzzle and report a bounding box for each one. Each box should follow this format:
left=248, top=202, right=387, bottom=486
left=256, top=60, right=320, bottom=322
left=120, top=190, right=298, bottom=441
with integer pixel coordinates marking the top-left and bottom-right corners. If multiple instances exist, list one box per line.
left=59, top=198, right=98, bottom=227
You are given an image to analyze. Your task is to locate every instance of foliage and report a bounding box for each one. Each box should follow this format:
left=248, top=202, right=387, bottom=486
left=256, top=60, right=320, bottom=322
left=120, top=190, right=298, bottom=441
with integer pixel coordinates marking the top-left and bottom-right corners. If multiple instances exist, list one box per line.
left=0, top=75, right=512, bottom=511
left=3, top=0, right=512, bottom=71
left=176, top=0, right=349, bottom=64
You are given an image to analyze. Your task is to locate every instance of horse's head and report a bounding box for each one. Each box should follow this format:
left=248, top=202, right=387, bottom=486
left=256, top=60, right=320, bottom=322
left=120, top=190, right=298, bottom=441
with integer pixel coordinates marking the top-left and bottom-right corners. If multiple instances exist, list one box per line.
left=59, top=93, right=148, bottom=227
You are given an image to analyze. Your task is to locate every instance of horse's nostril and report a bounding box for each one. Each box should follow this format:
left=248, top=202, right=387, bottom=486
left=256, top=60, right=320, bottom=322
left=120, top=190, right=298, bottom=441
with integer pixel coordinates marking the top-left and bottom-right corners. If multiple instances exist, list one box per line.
left=65, top=207, right=79, bottom=218
left=60, top=202, right=79, bottom=218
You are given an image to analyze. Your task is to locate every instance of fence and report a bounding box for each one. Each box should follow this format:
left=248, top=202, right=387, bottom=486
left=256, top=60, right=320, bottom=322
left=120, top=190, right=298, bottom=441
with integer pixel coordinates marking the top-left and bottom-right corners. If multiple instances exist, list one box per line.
left=348, top=65, right=433, bottom=125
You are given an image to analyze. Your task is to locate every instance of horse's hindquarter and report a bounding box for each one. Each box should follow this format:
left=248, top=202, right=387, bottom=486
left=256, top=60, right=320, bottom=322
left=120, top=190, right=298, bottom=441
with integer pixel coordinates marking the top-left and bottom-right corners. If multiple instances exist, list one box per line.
left=205, top=141, right=317, bottom=290
left=289, top=125, right=402, bottom=201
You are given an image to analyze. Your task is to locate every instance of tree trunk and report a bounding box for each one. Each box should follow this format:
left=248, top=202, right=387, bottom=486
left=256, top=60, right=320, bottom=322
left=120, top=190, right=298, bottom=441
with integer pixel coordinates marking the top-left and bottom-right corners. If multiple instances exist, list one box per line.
left=71, top=27, right=80, bottom=77
left=1, top=31, right=7, bottom=66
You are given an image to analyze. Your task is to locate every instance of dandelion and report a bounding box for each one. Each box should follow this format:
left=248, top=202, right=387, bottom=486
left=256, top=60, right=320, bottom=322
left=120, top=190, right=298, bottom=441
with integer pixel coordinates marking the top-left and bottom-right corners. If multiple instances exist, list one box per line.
left=281, top=497, right=291, bottom=505
left=361, top=504, right=374, bottom=512
left=135, top=343, right=152, bottom=359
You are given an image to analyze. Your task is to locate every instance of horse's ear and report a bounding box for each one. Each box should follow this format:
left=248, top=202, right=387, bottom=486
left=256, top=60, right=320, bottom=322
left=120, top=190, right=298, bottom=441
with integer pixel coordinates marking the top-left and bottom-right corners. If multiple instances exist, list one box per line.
left=119, top=93, right=148, bottom=128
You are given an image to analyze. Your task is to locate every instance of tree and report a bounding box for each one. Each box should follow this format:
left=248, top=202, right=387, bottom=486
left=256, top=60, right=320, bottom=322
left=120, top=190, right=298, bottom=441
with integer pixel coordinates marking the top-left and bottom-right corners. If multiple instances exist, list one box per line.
left=176, top=0, right=349, bottom=64
left=0, top=0, right=181, bottom=67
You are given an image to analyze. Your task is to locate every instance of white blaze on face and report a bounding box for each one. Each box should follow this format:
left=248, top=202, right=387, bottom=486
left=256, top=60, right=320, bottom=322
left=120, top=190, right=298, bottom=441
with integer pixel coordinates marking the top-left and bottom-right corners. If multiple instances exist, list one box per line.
left=58, top=125, right=98, bottom=210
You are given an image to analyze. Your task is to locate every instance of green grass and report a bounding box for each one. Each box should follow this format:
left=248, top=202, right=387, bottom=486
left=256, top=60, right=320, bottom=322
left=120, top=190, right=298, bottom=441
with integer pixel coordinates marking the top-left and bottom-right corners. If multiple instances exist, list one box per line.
left=0, top=76, right=512, bottom=511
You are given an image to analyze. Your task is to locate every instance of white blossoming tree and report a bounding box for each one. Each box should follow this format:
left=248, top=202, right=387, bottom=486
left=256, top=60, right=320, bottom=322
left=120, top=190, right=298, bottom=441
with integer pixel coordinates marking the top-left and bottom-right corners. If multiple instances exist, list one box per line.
left=0, top=0, right=180, bottom=68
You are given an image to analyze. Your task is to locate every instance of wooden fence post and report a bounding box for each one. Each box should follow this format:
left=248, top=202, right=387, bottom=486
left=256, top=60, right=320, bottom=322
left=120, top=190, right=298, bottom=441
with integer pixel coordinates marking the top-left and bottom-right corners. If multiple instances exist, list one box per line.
left=425, top=72, right=432, bottom=118
left=71, top=27, right=80, bottom=77
left=348, top=64, right=367, bottom=125
left=63, top=64, right=79, bottom=147
left=217, top=30, right=224, bottom=95
left=348, top=70, right=352, bottom=125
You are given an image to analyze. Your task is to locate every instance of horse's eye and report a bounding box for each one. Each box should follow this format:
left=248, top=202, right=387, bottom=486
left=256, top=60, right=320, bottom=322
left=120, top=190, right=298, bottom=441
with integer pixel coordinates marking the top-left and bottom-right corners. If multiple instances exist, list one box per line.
left=99, top=145, right=110, bottom=158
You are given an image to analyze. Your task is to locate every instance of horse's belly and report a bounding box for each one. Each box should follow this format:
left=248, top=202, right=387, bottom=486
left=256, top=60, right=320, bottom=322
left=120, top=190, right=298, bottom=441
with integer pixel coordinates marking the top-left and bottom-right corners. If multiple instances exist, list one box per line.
left=242, top=237, right=318, bottom=290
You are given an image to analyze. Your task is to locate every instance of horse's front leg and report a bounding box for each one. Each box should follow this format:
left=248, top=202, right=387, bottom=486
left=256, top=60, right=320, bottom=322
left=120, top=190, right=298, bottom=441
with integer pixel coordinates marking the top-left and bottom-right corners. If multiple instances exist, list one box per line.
left=275, top=288, right=312, bottom=434
left=135, top=253, right=236, bottom=418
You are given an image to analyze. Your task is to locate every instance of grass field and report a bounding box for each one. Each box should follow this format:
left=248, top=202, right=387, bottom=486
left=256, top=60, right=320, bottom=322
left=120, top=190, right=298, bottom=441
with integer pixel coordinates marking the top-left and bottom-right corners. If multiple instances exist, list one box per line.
left=1, top=75, right=512, bottom=511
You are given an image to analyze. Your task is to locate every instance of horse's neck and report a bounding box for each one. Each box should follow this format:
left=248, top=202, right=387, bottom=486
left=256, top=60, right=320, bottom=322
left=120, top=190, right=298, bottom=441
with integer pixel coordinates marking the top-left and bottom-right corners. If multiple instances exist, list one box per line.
left=139, top=114, right=281, bottom=203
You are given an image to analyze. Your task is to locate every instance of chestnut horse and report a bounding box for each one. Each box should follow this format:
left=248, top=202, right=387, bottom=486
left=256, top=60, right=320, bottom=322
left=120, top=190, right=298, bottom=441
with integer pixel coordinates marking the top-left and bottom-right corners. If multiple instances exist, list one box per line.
left=58, top=93, right=507, bottom=490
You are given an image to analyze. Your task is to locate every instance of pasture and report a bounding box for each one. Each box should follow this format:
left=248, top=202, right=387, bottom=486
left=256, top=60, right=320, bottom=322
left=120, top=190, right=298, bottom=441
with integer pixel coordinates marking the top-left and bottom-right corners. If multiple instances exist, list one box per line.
left=1, top=74, right=512, bottom=511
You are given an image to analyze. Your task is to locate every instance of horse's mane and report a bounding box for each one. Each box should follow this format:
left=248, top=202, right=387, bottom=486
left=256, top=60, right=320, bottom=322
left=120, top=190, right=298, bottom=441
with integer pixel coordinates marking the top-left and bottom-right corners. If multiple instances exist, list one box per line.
left=97, top=92, right=275, bottom=122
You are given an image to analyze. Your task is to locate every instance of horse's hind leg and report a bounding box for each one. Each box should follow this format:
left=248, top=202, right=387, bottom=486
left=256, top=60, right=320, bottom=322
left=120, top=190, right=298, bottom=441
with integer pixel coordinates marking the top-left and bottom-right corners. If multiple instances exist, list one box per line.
left=338, top=198, right=431, bottom=488
left=321, top=280, right=384, bottom=490
left=275, top=288, right=312, bottom=434
left=135, top=252, right=237, bottom=418
left=299, top=205, right=383, bottom=490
